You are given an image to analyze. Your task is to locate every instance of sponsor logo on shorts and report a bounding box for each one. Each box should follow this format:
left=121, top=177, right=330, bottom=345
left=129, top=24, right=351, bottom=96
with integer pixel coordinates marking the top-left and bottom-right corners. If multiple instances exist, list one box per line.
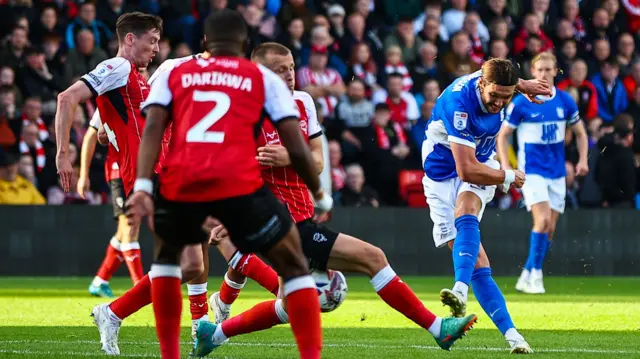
left=247, top=215, right=281, bottom=242
left=313, top=232, right=327, bottom=243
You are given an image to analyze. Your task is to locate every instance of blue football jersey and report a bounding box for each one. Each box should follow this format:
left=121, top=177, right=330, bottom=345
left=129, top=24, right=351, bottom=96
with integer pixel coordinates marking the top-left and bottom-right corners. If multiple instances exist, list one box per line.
left=504, top=87, right=579, bottom=179
left=422, top=71, right=506, bottom=181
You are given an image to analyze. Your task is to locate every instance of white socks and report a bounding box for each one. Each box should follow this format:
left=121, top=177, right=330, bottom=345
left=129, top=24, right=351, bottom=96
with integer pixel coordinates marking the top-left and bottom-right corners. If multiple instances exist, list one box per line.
left=452, top=281, right=469, bottom=303
left=92, top=276, right=108, bottom=287
left=428, top=317, right=442, bottom=338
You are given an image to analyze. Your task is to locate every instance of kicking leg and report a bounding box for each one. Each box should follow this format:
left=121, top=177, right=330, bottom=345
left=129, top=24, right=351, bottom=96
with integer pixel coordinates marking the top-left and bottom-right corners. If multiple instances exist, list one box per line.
left=471, top=245, right=533, bottom=354
left=327, top=234, right=476, bottom=351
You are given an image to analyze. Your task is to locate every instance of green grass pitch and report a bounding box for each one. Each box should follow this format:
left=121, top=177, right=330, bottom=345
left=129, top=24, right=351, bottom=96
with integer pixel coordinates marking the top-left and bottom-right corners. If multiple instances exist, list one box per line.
left=0, top=276, right=639, bottom=358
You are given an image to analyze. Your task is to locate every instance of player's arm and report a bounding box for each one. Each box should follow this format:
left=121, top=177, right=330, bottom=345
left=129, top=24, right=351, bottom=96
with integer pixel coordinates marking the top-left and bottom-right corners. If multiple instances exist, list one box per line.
left=570, top=114, right=590, bottom=176
left=515, top=78, right=553, bottom=104
left=261, top=65, right=332, bottom=211
left=306, top=93, right=324, bottom=174
left=309, top=136, right=324, bottom=174
left=497, top=102, right=522, bottom=170
left=79, top=128, right=98, bottom=198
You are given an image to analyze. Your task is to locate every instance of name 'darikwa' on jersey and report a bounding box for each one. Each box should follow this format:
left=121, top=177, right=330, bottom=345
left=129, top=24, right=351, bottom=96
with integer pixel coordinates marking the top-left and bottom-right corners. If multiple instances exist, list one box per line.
left=180, top=70, right=253, bottom=92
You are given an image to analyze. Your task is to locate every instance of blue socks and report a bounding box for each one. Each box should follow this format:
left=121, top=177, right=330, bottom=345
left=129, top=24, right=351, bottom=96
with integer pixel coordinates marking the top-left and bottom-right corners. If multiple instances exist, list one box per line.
left=452, top=215, right=481, bottom=286
left=472, top=267, right=515, bottom=335
left=525, top=231, right=549, bottom=271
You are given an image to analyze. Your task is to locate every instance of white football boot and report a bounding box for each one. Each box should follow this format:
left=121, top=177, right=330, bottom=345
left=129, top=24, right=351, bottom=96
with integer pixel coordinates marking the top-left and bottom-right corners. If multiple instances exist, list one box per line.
left=91, top=304, right=121, bottom=355
left=515, top=269, right=530, bottom=292
left=209, top=292, right=231, bottom=324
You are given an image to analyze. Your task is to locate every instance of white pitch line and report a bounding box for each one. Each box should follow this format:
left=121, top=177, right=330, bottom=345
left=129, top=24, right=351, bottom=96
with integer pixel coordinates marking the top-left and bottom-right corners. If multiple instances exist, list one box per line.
left=0, top=349, right=157, bottom=358
left=0, top=340, right=638, bottom=355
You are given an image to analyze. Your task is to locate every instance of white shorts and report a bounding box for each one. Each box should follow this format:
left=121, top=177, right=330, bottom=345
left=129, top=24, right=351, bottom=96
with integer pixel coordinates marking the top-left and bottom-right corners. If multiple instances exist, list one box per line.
left=422, top=159, right=499, bottom=248
left=521, top=174, right=566, bottom=214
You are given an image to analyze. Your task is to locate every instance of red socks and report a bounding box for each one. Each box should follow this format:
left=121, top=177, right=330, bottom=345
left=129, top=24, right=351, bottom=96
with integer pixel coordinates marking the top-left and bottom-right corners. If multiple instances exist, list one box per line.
left=110, top=274, right=152, bottom=319
left=121, top=242, right=144, bottom=284
left=229, top=252, right=279, bottom=296
left=372, top=266, right=436, bottom=329
left=221, top=300, right=285, bottom=337
left=150, top=264, right=182, bottom=359
left=284, top=276, right=322, bottom=359
left=187, top=283, right=208, bottom=320
left=95, top=237, right=123, bottom=282
left=219, top=273, right=246, bottom=305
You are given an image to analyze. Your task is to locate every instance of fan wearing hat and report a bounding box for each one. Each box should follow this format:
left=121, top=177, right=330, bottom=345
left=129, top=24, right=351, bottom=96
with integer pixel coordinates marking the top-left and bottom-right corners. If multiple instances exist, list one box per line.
left=0, top=151, right=46, bottom=204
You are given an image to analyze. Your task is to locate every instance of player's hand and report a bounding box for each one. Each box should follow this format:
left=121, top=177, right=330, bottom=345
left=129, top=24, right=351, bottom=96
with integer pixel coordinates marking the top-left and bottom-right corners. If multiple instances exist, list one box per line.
left=314, top=189, right=334, bottom=215
left=256, top=145, right=291, bottom=167
left=313, top=211, right=331, bottom=224
left=517, top=78, right=553, bottom=104
left=514, top=170, right=526, bottom=188
left=209, top=224, right=229, bottom=246
left=55, top=153, right=73, bottom=192
left=77, top=175, right=90, bottom=199
left=575, top=160, right=589, bottom=177
left=97, top=125, right=109, bottom=146
left=125, top=191, right=155, bottom=236
left=202, top=216, right=221, bottom=233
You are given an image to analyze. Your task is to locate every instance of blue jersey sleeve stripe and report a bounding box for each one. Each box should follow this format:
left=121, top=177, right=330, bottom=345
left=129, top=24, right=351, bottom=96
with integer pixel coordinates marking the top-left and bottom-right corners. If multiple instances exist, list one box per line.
left=448, top=136, right=476, bottom=148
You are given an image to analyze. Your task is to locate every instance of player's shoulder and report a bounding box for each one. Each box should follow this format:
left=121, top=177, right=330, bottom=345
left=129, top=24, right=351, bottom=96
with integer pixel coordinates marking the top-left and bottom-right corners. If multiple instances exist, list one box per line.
left=293, top=90, right=313, bottom=104
left=555, top=88, right=575, bottom=104
left=89, top=57, right=132, bottom=78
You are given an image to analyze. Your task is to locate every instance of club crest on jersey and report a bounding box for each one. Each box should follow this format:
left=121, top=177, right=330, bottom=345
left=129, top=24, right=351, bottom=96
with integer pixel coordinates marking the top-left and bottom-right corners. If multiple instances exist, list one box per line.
left=266, top=131, right=280, bottom=145
left=454, top=111, right=468, bottom=130
left=299, top=120, right=308, bottom=134
left=556, top=107, right=565, bottom=119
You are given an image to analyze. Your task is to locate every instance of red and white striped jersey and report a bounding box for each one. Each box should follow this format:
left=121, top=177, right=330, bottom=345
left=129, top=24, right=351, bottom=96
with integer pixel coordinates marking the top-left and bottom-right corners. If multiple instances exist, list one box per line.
left=81, top=57, right=168, bottom=195
left=89, top=111, right=119, bottom=182
left=296, top=66, right=340, bottom=118
left=258, top=90, right=323, bottom=223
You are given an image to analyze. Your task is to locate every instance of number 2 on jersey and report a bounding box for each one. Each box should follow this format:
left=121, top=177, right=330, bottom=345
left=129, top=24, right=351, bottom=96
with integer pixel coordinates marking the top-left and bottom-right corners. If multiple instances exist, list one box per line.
left=186, top=90, right=230, bottom=143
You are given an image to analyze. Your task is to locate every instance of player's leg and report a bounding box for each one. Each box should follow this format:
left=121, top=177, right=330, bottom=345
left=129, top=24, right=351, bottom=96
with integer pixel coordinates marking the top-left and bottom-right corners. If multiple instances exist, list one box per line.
left=188, top=244, right=210, bottom=338
left=460, top=242, right=533, bottom=354
left=89, top=179, right=127, bottom=297
left=92, top=243, right=205, bottom=355
left=517, top=175, right=551, bottom=293
left=119, top=215, right=144, bottom=284
left=325, top=232, right=477, bottom=350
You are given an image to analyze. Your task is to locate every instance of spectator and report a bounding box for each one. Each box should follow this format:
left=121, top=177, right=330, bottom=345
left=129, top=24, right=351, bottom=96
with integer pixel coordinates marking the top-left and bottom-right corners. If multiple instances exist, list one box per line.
left=65, top=2, right=112, bottom=50
left=557, top=59, right=599, bottom=121
left=557, top=39, right=578, bottom=77
left=372, top=73, right=420, bottom=129
left=17, top=154, right=35, bottom=185
left=0, top=26, right=28, bottom=69
left=530, top=0, right=558, bottom=34
left=587, top=38, right=612, bottom=78
left=596, top=114, right=636, bottom=208
left=341, top=13, right=384, bottom=66
left=591, top=57, right=628, bottom=124
left=278, top=0, right=316, bottom=33
left=97, top=0, right=132, bottom=33
left=602, top=0, right=627, bottom=35
left=411, top=41, right=438, bottom=94
left=516, top=35, right=543, bottom=80
left=488, top=17, right=510, bottom=42
left=0, top=66, right=23, bottom=108
left=327, top=4, right=346, bottom=43
left=346, top=43, right=381, bottom=97
left=623, top=86, right=640, bottom=153
left=622, top=61, right=640, bottom=100
left=616, top=33, right=638, bottom=76
left=47, top=165, right=101, bottom=205
left=333, top=79, right=374, bottom=160
left=30, top=5, right=64, bottom=46
left=42, top=34, right=65, bottom=79
left=480, top=0, right=515, bottom=31
left=442, top=0, right=489, bottom=40
left=0, top=102, right=16, bottom=149
left=20, top=97, right=47, bottom=142
left=383, top=17, right=423, bottom=67
left=414, top=78, right=440, bottom=110
left=417, top=15, right=447, bottom=51
left=411, top=99, right=434, bottom=148
left=562, top=0, right=586, bottom=42
left=297, top=45, right=346, bottom=119
left=301, top=25, right=347, bottom=77
left=340, top=163, right=379, bottom=207
left=242, top=3, right=271, bottom=54
left=0, top=152, right=45, bottom=205
left=489, top=39, right=511, bottom=60
left=63, top=29, right=108, bottom=86
left=555, top=18, right=576, bottom=44
left=19, top=122, right=46, bottom=176
left=586, top=8, right=616, bottom=48
left=512, top=13, right=553, bottom=56
left=383, top=45, right=413, bottom=92
left=353, top=0, right=384, bottom=32
left=0, top=87, right=19, bottom=141
left=17, top=46, right=63, bottom=116
left=248, top=0, right=279, bottom=40
left=439, top=31, right=480, bottom=86
left=462, top=11, right=487, bottom=66
left=328, top=140, right=346, bottom=193
left=278, top=17, right=305, bottom=67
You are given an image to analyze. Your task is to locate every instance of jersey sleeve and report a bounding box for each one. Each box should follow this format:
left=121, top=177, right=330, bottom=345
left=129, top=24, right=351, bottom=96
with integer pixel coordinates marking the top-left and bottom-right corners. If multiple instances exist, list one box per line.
left=148, top=59, right=175, bottom=86
left=300, top=92, right=322, bottom=139
left=80, top=57, right=131, bottom=97
left=504, top=96, right=525, bottom=128
left=259, top=64, right=300, bottom=122
left=141, top=66, right=173, bottom=112
left=563, top=91, right=580, bottom=125
left=88, top=110, right=102, bottom=130
left=442, top=99, right=476, bottom=148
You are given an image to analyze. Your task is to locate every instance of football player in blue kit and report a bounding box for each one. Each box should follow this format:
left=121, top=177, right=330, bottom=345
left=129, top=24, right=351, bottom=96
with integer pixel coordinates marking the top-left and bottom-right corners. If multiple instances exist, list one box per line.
left=497, top=52, right=589, bottom=294
left=422, top=58, right=552, bottom=354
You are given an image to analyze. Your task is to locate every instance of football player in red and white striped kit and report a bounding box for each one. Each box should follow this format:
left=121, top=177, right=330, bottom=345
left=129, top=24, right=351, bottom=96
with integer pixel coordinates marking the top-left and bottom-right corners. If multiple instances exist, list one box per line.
left=193, top=43, right=479, bottom=357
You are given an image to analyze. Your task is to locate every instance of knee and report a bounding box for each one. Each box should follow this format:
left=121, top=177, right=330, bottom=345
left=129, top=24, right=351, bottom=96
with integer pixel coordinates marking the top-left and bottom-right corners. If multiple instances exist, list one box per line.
left=181, top=258, right=205, bottom=282
left=475, top=251, right=490, bottom=269
left=534, top=215, right=552, bottom=233
left=361, top=245, right=388, bottom=277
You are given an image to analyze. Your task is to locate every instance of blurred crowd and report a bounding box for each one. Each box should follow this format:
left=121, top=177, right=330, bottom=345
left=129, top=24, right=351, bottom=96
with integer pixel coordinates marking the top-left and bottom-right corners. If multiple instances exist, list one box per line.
left=0, top=0, right=638, bottom=209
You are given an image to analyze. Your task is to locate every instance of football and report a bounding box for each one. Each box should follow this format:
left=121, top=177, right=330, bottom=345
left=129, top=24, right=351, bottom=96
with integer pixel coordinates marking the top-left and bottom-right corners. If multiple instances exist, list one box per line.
left=311, top=269, right=348, bottom=313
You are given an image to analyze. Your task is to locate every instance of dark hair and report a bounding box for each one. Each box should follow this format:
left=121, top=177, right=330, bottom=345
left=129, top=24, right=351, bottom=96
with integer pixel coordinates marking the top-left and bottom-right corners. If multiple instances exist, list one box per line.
left=204, top=9, right=248, bottom=50
left=348, top=78, right=366, bottom=87
left=387, top=72, right=404, bottom=80
left=613, top=113, right=634, bottom=129
left=115, top=12, right=163, bottom=41
left=0, top=85, right=14, bottom=95
left=527, top=33, right=542, bottom=42
left=603, top=56, right=619, bottom=67
left=251, top=42, right=291, bottom=62
left=481, top=58, right=519, bottom=87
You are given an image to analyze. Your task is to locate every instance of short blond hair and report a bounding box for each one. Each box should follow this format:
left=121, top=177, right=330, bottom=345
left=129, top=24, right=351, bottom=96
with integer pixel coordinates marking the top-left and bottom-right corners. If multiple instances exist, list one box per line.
left=531, top=51, right=557, bottom=67
left=250, top=42, right=291, bottom=63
